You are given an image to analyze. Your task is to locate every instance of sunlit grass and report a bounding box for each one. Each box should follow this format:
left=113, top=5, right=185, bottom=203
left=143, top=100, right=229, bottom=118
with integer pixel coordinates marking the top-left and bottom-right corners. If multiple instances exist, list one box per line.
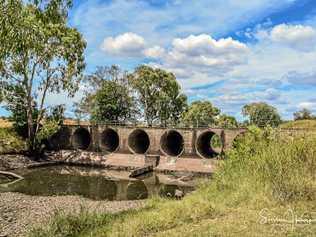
left=30, top=127, right=316, bottom=237
left=0, top=127, right=25, bottom=154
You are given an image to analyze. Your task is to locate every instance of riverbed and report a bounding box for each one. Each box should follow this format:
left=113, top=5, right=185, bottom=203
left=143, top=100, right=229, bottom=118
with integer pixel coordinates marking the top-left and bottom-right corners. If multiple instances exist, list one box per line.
left=0, top=155, right=200, bottom=236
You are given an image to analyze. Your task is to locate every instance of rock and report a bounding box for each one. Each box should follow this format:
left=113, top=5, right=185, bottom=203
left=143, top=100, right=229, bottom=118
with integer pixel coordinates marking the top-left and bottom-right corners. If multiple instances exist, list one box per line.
left=175, top=189, right=184, bottom=199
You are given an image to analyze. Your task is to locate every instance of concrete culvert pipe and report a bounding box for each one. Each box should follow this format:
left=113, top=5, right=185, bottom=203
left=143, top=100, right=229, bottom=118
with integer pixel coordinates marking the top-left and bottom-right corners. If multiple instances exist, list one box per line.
left=196, top=131, right=221, bottom=159
left=72, top=128, right=91, bottom=150
left=128, top=129, right=150, bottom=154
left=160, top=130, right=184, bottom=157
left=101, top=128, right=119, bottom=153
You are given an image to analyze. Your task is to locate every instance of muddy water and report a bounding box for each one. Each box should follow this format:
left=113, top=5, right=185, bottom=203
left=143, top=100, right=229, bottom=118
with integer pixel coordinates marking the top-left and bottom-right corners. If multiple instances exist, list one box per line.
left=0, top=166, right=196, bottom=201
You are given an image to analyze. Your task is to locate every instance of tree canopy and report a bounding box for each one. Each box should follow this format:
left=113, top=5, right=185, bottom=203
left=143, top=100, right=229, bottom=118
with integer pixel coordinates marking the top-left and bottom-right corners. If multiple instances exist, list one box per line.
left=293, top=108, right=315, bottom=121
left=217, top=114, right=238, bottom=128
left=181, top=101, right=220, bottom=127
left=128, top=65, right=187, bottom=126
left=91, top=80, right=136, bottom=123
left=0, top=0, right=86, bottom=151
left=77, top=66, right=136, bottom=123
left=242, top=102, right=281, bottom=127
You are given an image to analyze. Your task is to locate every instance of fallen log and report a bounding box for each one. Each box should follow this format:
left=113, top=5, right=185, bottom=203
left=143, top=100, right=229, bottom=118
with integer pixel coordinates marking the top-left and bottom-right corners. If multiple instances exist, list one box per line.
left=0, top=171, right=24, bottom=180
left=129, top=165, right=153, bottom=178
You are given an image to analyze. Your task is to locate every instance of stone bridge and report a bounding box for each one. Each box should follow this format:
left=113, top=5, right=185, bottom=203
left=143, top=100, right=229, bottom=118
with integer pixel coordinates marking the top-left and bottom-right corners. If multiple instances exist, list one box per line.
left=48, top=125, right=247, bottom=159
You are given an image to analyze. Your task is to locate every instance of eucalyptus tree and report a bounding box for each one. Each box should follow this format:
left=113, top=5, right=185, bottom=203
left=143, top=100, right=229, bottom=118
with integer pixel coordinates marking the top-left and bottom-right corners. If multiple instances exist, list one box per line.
left=77, top=65, right=137, bottom=123
left=242, top=102, right=281, bottom=127
left=128, top=65, right=188, bottom=126
left=181, top=101, right=220, bottom=127
left=0, top=0, right=86, bottom=151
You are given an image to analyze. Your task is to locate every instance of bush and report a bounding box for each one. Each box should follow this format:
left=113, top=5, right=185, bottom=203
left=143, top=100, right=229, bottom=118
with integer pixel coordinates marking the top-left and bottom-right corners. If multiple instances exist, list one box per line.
left=30, top=127, right=316, bottom=236
left=0, top=128, right=26, bottom=154
left=220, top=126, right=316, bottom=202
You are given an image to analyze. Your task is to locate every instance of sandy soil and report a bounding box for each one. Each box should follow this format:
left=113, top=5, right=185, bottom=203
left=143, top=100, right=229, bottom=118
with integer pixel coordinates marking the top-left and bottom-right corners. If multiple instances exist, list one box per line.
left=0, top=192, right=145, bottom=237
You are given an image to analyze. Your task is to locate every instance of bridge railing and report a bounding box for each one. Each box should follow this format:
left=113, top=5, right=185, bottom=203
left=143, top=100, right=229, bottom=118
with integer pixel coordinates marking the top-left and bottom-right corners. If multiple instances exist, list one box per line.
left=63, top=120, right=246, bottom=130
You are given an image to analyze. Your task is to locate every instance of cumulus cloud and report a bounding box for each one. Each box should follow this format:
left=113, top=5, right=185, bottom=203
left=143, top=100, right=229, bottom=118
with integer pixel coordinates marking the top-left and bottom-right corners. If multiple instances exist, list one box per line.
left=268, top=24, right=316, bottom=51
left=101, top=32, right=146, bottom=57
left=168, top=35, right=249, bottom=68
left=143, top=46, right=165, bottom=58
left=150, top=34, right=249, bottom=82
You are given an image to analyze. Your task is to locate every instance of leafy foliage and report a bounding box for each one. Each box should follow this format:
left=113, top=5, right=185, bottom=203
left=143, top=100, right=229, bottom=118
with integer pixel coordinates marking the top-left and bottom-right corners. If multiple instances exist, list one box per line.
left=0, top=0, right=86, bottom=152
left=217, top=114, right=238, bottom=128
left=77, top=66, right=136, bottom=123
left=30, top=127, right=316, bottom=237
left=293, top=108, right=315, bottom=121
left=0, top=128, right=26, bottom=154
left=128, top=65, right=187, bottom=126
left=181, top=100, right=220, bottom=127
left=91, top=80, right=136, bottom=123
left=242, top=102, right=281, bottom=127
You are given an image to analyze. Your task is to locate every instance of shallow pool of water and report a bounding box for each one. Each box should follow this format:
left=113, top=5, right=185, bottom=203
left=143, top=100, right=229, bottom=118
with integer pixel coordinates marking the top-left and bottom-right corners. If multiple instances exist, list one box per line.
left=0, top=166, right=196, bottom=201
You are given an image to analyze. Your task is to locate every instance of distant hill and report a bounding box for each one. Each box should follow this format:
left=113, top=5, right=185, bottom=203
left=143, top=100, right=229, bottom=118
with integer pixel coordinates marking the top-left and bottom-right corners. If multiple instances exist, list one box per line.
left=280, top=120, right=316, bottom=129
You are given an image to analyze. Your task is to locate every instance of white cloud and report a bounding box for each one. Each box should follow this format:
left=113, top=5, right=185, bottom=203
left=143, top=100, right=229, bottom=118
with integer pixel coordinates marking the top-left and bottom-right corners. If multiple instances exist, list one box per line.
left=298, top=102, right=316, bottom=110
left=101, top=32, right=146, bottom=57
left=143, top=46, right=165, bottom=58
left=285, top=71, right=316, bottom=86
left=269, top=24, right=316, bottom=51
left=172, top=34, right=248, bottom=56
left=150, top=34, right=249, bottom=85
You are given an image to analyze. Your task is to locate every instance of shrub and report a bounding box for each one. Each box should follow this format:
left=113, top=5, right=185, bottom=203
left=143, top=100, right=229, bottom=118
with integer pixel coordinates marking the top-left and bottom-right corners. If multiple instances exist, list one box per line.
left=0, top=128, right=26, bottom=154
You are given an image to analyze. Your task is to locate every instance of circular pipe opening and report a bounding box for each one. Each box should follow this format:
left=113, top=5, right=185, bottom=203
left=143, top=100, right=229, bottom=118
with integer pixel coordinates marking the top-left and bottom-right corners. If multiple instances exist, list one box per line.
left=128, top=129, right=150, bottom=154
left=72, top=128, right=91, bottom=150
left=196, top=131, right=222, bottom=159
left=160, top=130, right=184, bottom=157
left=101, top=128, right=119, bottom=153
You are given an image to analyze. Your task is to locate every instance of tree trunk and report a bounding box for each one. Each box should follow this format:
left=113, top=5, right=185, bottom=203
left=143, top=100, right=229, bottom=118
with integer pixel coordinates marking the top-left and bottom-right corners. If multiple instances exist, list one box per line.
left=26, top=100, right=35, bottom=152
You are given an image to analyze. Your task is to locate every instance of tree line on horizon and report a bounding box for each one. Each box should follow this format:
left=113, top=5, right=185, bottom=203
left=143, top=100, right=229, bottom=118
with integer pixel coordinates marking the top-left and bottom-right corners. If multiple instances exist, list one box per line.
left=0, top=0, right=313, bottom=155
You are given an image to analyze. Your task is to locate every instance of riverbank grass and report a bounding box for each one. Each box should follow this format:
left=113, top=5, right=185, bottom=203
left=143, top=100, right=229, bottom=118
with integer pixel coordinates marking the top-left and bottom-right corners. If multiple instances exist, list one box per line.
left=30, top=127, right=316, bottom=236
left=0, top=128, right=26, bottom=154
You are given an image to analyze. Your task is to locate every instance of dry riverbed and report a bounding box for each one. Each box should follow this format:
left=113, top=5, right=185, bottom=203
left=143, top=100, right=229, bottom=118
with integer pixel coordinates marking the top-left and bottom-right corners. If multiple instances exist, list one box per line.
left=0, top=155, right=145, bottom=237
left=0, top=192, right=145, bottom=237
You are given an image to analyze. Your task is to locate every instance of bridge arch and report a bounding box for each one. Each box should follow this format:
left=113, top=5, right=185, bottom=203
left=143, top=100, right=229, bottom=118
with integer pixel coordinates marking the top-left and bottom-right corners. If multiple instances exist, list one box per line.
left=160, top=130, right=184, bottom=157
left=195, top=130, right=223, bottom=159
left=100, top=128, right=119, bottom=153
left=128, top=129, right=150, bottom=154
left=72, top=127, right=91, bottom=150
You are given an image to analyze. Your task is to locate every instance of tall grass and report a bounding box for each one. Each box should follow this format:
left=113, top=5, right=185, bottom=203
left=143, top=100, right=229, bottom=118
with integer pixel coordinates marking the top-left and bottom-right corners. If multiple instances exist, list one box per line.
left=0, top=127, right=25, bottom=154
left=30, top=127, right=316, bottom=236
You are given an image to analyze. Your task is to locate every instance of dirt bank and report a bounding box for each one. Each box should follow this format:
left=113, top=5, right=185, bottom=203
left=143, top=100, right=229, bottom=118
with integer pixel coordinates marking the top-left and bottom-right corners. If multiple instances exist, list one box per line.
left=0, top=192, right=145, bottom=237
left=0, top=155, right=37, bottom=171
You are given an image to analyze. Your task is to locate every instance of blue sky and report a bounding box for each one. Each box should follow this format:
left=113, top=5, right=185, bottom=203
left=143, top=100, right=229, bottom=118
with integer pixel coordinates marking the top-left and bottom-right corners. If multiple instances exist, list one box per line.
left=1, top=0, right=316, bottom=120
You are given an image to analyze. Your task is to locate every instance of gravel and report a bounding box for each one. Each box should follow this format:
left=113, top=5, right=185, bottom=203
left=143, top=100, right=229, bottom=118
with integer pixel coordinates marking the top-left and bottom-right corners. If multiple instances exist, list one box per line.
left=0, top=192, right=145, bottom=237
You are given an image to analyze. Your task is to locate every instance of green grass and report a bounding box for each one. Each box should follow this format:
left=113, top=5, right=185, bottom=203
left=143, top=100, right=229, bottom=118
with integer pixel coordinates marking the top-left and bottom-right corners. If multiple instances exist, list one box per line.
left=0, top=127, right=26, bottom=154
left=30, top=126, right=316, bottom=237
left=280, top=119, right=316, bottom=129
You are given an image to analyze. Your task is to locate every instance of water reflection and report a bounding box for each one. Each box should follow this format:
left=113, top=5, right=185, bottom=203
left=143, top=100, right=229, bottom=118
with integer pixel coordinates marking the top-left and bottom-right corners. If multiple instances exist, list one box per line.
left=0, top=166, right=195, bottom=201
left=126, top=181, right=148, bottom=200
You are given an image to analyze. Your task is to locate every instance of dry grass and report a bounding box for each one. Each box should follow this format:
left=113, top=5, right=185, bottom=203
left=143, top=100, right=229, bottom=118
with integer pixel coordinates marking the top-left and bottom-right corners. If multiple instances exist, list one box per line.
left=0, top=119, right=12, bottom=128
left=280, top=119, right=316, bottom=129
left=30, top=127, right=316, bottom=237
left=0, top=128, right=25, bottom=154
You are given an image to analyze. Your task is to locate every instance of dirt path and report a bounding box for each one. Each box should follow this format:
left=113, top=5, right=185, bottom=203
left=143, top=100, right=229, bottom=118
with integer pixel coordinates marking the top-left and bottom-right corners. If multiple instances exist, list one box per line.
left=0, top=192, right=145, bottom=237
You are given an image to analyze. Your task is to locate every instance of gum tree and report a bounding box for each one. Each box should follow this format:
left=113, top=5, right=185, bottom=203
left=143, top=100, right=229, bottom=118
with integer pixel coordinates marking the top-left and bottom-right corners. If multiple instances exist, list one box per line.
left=242, top=102, right=281, bottom=127
left=182, top=101, right=220, bottom=127
left=128, top=65, right=187, bottom=126
left=0, top=0, right=86, bottom=152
